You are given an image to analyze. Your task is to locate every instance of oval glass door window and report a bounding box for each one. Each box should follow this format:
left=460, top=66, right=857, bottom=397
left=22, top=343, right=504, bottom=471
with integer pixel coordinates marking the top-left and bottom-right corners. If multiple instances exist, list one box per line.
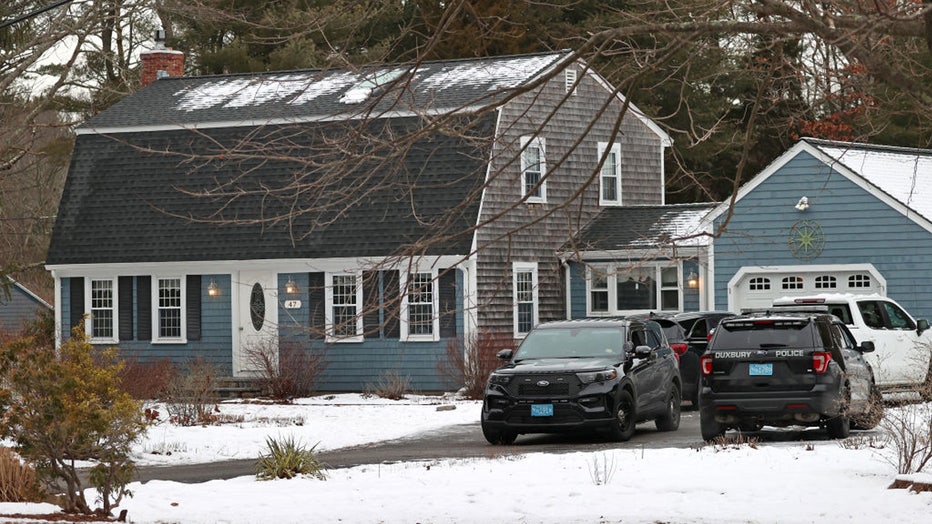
left=250, top=283, right=265, bottom=331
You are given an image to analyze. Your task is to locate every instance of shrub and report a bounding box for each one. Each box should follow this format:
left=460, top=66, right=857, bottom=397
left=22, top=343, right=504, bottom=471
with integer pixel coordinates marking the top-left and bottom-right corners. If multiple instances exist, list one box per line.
left=0, top=324, right=148, bottom=515
left=0, top=447, right=43, bottom=503
left=880, top=402, right=932, bottom=474
left=366, top=370, right=411, bottom=400
left=255, top=436, right=327, bottom=480
left=118, top=356, right=177, bottom=400
left=437, top=331, right=514, bottom=399
left=244, top=342, right=328, bottom=402
left=164, top=357, right=221, bottom=426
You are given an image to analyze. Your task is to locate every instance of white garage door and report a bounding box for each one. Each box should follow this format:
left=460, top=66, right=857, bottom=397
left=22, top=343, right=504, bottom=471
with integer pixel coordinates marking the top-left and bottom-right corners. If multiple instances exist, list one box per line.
left=729, top=265, right=885, bottom=313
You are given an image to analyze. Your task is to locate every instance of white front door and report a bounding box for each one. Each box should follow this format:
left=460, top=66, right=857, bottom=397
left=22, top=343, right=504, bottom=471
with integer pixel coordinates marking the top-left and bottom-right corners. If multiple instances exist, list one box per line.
left=234, top=270, right=279, bottom=377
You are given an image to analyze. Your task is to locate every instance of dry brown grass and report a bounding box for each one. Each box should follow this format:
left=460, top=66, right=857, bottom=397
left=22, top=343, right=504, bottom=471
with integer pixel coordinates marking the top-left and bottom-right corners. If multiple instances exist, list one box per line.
left=0, top=447, right=43, bottom=503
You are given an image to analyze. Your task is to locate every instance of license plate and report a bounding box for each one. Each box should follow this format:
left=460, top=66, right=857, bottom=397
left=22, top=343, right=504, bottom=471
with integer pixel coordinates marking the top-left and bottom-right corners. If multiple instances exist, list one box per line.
left=531, top=404, right=554, bottom=417
left=749, top=363, right=773, bottom=376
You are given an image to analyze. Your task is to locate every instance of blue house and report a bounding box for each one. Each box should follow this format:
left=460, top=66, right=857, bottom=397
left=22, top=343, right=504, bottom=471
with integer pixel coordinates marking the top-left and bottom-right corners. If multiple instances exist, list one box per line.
left=46, top=50, right=673, bottom=391
left=704, top=138, right=932, bottom=320
left=0, top=277, right=52, bottom=334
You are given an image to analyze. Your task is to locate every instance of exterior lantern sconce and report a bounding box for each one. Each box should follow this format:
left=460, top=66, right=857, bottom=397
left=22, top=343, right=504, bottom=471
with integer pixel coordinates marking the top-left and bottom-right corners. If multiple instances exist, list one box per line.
left=207, top=279, right=220, bottom=297
left=687, top=272, right=699, bottom=289
left=795, top=196, right=809, bottom=211
left=285, top=277, right=298, bottom=294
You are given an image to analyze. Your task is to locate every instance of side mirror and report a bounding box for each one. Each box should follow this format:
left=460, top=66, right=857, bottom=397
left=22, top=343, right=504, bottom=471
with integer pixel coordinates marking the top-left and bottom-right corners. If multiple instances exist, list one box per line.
left=917, top=319, right=930, bottom=335
left=634, top=345, right=653, bottom=359
left=859, top=340, right=875, bottom=353
left=496, top=349, right=513, bottom=361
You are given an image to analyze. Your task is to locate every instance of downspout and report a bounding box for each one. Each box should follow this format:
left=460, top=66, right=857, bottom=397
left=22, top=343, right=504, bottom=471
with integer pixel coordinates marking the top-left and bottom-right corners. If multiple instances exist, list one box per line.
left=52, top=270, right=61, bottom=351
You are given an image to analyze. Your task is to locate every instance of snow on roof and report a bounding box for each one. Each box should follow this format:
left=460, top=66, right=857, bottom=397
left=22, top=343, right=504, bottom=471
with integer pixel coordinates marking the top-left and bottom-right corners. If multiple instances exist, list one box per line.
left=171, top=54, right=561, bottom=113
left=812, top=141, right=932, bottom=222
left=627, top=206, right=712, bottom=247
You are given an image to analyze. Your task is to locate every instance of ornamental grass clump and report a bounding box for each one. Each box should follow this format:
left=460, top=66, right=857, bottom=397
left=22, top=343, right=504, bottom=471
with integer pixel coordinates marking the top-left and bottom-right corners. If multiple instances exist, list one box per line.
left=255, top=436, right=327, bottom=480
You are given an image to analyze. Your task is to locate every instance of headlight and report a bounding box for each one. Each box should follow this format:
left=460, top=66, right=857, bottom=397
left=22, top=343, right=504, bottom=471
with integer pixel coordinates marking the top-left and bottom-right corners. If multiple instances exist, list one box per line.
left=488, top=373, right=512, bottom=385
left=576, top=368, right=618, bottom=384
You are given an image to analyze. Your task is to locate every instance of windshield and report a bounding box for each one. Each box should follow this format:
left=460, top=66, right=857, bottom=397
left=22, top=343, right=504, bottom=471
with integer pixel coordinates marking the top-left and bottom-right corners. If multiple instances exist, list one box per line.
left=514, top=327, right=626, bottom=360
left=712, top=320, right=813, bottom=350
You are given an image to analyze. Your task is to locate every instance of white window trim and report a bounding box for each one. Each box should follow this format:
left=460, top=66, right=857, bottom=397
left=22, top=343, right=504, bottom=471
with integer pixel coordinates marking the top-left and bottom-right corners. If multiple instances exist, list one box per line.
left=565, top=68, right=578, bottom=95
left=85, top=278, right=118, bottom=344
left=325, top=271, right=364, bottom=343
left=597, top=141, right=622, bottom=206
left=513, top=262, right=539, bottom=338
left=400, top=269, right=440, bottom=342
left=520, top=136, right=547, bottom=203
left=585, top=263, right=683, bottom=316
left=151, top=276, right=187, bottom=344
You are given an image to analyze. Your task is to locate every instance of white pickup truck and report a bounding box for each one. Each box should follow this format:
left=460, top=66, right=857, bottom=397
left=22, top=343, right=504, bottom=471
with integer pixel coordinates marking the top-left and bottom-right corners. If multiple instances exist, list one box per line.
left=772, top=294, right=932, bottom=394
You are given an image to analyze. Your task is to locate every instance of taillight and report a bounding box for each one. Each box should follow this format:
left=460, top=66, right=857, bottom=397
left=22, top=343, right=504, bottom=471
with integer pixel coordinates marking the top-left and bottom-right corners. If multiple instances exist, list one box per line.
left=707, top=328, right=715, bottom=342
left=700, top=354, right=713, bottom=376
left=812, top=352, right=832, bottom=374
left=671, top=343, right=688, bottom=361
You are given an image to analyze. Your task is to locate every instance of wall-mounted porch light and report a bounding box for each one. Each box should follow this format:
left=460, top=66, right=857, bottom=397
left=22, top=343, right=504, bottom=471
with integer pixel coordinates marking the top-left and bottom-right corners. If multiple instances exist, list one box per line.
left=795, top=196, right=809, bottom=211
left=207, top=279, right=220, bottom=297
left=687, top=272, right=699, bottom=289
left=285, top=277, right=298, bottom=294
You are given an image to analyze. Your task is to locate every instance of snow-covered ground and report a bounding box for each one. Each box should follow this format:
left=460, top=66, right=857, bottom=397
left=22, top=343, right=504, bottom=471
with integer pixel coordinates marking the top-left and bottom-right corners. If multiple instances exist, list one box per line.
left=2, top=394, right=932, bottom=523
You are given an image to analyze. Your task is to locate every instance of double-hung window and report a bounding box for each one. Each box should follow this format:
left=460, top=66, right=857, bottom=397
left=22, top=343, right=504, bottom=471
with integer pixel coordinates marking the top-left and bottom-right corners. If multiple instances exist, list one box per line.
left=513, top=262, right=539, bottom=337
left=403, top=271, right=438, bottom=341
left=598, top=142, right=621, bottom=205
left=587, top=263, right=684, bottom=315
left=520, top=136, right=546, bottom=203
left=327, top=273, right=363, bottom=341
left=88, top=278, right=117, bottom=342
left=155, top=277, right=185, bottom=342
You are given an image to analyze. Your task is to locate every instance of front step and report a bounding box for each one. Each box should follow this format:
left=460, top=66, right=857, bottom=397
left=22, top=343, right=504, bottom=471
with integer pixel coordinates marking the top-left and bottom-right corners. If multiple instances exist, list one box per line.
left=213, top=377, right=266, bottom=398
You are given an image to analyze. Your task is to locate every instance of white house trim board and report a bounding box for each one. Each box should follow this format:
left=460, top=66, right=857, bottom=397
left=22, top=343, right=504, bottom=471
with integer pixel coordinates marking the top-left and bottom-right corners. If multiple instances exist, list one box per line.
left=703, top=141, right=932, bottom=236
left=726, top=263, right=886, bottom=312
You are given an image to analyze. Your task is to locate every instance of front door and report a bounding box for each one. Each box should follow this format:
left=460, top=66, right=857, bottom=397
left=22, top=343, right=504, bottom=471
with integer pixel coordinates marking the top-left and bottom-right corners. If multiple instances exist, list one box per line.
left=234, top=270, right=279, bottom=377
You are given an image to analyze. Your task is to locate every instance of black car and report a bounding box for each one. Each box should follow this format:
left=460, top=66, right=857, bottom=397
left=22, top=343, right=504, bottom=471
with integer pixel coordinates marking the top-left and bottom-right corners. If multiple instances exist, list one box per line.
left=698, top=311, right=883, bottom=440
left=481, top=318, right=682, bottom=445
left=673, top=311, right=736, bottom=406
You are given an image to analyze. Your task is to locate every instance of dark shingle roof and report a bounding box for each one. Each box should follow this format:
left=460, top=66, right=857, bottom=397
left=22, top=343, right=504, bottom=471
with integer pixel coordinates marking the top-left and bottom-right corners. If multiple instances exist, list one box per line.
left=48, top=113, right=496, bottom=265
left=81, top=52, right=569, bottom=131
left=572, top=203, right=718, bottom=252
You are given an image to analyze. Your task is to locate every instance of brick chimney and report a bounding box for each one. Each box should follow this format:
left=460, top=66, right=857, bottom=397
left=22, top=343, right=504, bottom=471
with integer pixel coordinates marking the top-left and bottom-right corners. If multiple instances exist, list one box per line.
left=140, top=29, right=184, bottom=87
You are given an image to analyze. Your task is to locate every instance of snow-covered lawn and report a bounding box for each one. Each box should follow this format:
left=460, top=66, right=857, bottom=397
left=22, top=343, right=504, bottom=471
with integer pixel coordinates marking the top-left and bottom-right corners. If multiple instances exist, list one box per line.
left=3, top=395, right=932, bottom=523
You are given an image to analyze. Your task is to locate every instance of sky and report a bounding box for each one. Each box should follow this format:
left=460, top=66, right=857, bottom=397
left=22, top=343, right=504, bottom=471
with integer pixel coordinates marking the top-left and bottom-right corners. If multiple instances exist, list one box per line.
left=2, top=395, right=932, bottom=523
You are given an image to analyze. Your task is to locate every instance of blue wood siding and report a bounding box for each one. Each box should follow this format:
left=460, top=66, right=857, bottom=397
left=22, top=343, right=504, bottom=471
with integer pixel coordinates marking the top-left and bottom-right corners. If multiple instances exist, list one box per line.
left=278, top=269, right=466, bottom=391
left=714, top=151, right=932, bottom=320
left=0, top=285, right=49, bottom=333
left=568, top=262, right=588, bottom=319
left=61, top=275, right=233, bottom=374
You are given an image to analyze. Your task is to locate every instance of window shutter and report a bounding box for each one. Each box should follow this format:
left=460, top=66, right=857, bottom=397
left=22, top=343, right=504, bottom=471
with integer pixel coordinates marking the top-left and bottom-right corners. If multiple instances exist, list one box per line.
left=69, top=277, right=85, bottom=331
left=186, top=275, right=202, bottom=341
left=439, top=269, right=457, bottom=338
left=363, top=271, right=381, bottom=338
left=308, top=272, right=325, bottom=339
left=382, top=270, right=400, bottom=339
left=118, top=276, right=134, bottom=340
left=137, top=276, right=151, bottom=340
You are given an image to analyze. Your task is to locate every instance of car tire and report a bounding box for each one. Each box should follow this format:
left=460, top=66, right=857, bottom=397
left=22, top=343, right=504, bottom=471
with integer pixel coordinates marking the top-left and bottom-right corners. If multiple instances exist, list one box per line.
left=607, top=390, right=637, bottom=442
left=921, top=362, right=932, bottom=402
left=481, top=421, right=517, bottom=445
left=826, top=386, right=851, bottom=439
left=851, top=383, right=884, bottom=430
left=655, top=383, right=681, bottom=432
left=700, top=408, right=725, bottom=441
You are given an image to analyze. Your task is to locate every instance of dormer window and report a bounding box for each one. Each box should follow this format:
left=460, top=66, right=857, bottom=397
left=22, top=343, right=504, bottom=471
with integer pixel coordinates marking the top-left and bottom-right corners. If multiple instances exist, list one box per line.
left=520, top=136, right=546, bottom=203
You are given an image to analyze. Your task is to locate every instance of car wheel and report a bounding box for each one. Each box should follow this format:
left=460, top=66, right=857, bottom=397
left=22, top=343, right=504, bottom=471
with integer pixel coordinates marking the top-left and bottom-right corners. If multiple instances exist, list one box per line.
left=655, top=383, right=681, bottom=432
left=607, top=390, right=637, bottom=442
left=700, top=408, right=725, bottom=441
left=851, top=382, right=884, bottom=430
left=481, top=421, right=517, bottom=445
left=921, top=362, right=932, bottom=402
left=826, top=386, right=851, bottom=439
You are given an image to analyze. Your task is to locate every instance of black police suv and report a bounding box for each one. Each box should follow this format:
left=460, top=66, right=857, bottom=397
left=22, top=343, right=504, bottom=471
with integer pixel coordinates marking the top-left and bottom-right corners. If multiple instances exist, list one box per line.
left=481, top=318, right=682, bottom=445
left=698, top=310, right=883, bottom=440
